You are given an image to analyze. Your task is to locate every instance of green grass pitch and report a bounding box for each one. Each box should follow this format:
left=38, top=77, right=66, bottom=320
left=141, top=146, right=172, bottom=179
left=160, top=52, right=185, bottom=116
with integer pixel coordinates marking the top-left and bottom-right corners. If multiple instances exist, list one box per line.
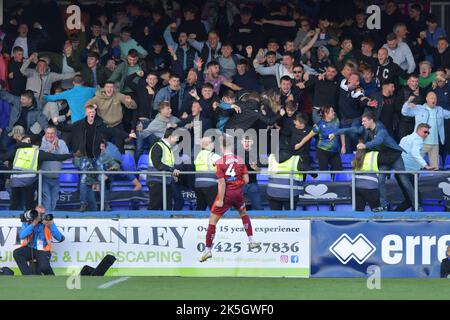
left=1, top=277, right=450, bottom=300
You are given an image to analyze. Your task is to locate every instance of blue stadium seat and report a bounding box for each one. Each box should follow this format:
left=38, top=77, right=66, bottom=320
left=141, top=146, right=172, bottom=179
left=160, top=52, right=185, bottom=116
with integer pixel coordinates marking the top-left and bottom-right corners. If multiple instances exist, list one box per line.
left=306, top=173, right=332, bottom=182
left=62, top=160, right=75, bottom=169
left=333, top=204, right=353, bottom=211
left=122, top=154, right=137, bottom=172
left=334, top=173, right=353, bottom=182
left=59, top=173, right=79, bottom=184
left=138, top=154, right=149, bottom=170
left=341, top=154, right=355, bottom=169
left=305, top=204, right=332, bottom=211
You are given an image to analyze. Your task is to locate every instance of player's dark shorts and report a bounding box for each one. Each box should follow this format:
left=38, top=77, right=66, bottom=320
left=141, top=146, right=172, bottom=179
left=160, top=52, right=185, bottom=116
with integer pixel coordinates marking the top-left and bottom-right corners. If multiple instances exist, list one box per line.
left=211, top=188, right=246, bottom=216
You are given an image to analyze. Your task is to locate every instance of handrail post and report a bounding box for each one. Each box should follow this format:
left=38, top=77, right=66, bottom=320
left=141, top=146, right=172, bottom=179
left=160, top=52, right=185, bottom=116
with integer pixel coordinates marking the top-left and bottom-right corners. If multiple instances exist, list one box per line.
left=100, top=172, right=105, bottom=211
left=414, top=172, right=419, bottom=212
left=351, top=171, right=356, bottom=211
left=163, top=171, right=167, bottom=210
left=38, top=171, right=42, bottom=206
left=290, top=171, right=294, bottom=210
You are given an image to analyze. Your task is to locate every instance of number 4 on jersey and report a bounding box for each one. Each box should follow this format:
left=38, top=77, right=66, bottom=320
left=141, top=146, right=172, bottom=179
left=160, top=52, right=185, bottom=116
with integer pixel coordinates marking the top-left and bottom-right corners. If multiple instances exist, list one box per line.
left=225, top=164, right=236, bottom=177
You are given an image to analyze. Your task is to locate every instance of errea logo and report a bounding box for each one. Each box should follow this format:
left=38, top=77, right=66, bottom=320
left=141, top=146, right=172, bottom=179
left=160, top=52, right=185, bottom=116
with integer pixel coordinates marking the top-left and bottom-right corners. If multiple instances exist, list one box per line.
left=330, top=233, right=376, bottom=264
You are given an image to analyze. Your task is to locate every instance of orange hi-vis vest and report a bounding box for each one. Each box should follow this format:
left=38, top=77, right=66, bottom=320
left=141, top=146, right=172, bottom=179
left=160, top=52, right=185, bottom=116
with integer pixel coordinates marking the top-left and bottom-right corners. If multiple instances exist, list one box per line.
left=21, top=225, right=52, bottom=251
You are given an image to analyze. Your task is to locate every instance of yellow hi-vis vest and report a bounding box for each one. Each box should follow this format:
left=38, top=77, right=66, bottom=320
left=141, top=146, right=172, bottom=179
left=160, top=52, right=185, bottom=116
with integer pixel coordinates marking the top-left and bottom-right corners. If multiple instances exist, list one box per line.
left=12, top=147, right=39, bottom=181
left=21, top=225, right=52, bottom=251
left=267, top=154, right=303, bottom=199
left=148, top=141, right=175, bottom=183
left=194, top=149, right=218, bottom=187
left=13, top=147, right=39, bottom=171
left=355, top=151, right=379, bottom=189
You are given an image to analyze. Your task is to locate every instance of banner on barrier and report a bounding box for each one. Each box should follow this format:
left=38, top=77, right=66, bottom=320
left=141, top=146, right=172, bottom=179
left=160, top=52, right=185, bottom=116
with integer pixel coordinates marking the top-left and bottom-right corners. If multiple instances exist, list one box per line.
left=311, top=220, right=450, bottom=278
left=0, top=219, right=310, bottom=277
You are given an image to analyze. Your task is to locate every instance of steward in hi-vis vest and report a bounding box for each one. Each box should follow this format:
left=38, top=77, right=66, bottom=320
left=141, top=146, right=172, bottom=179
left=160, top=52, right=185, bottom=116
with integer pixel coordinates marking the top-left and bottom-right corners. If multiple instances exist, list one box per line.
left=352, top=150, right=382, bottom=212
left=266, top=150, right=304, bottom=211
left=194, top=137, right=221, bottom=210
left=3, top=136, right=78, bottom=210
left=147, top=128, right=180, bottom=210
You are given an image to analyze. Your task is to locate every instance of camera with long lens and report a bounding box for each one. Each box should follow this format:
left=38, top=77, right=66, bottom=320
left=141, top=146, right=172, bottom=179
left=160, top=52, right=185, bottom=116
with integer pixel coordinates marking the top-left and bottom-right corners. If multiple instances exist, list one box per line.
left=19, top=210, right=39, bottom=223
left=19, top=210, right=53, bottom=223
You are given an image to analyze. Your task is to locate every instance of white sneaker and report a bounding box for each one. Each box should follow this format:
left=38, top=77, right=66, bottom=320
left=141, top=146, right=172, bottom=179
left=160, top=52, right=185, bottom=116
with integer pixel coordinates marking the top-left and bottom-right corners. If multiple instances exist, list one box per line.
left=248, top=242, right=261, bottom=250
left=199, top=251, right=212, bottom=262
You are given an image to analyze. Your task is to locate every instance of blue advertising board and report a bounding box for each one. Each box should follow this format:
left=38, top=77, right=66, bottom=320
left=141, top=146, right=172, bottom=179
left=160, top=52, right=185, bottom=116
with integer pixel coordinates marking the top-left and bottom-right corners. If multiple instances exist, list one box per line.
left=311, top=220, right=450, bottom=278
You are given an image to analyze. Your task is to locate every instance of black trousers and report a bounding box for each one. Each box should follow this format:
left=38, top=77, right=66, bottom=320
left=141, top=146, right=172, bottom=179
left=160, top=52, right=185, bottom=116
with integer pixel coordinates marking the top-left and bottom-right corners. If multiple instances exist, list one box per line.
left=268, top=197, right=298, bottom=210
left=355, top=188, right=380, bottom=211
left=195, top=186, right=218, bottom=210
left=148, top=181, right=173, bottom=210
left=395, top=174, right=422, bottom=211
left=122, top=104, right=138, bottom=133
left=103, top=123, right=127, bottom=153
left=13, top=246, right=54, bottom=275
left=316, top=148, right=342, bottom=170
left=10, top=183, right=36, bottom=210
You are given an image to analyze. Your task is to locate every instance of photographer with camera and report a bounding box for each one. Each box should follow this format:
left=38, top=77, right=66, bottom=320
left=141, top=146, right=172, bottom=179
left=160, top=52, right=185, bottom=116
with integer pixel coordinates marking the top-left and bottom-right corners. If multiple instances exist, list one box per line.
left=13, top=205, right=64, bottom=275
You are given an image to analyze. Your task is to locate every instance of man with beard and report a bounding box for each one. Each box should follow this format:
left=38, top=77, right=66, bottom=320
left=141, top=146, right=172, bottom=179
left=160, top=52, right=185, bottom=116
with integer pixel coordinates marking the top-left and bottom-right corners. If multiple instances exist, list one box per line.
left=366, top=80, right=398, bottom=136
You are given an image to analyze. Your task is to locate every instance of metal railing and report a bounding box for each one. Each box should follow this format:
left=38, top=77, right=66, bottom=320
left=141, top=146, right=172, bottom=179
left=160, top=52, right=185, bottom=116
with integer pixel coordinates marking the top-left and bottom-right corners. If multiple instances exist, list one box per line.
left=1, top=169, right=449, bottom=212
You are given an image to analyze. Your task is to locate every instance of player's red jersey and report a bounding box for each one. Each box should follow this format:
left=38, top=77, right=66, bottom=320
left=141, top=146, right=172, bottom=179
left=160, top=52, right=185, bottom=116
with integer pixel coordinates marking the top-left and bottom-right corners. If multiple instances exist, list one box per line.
left=215, top=153, right=248, bottom=191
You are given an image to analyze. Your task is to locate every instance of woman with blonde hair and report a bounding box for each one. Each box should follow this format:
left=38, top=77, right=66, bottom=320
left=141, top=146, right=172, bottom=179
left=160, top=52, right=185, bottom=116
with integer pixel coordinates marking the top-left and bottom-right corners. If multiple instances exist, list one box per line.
left=352, top=141, right=383, bottom=212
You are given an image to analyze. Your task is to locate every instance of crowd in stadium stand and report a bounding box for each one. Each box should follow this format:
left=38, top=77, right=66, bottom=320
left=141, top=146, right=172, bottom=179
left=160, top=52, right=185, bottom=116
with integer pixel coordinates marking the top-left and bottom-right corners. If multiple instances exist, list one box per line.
left=0, top=0, right=448, bottom=212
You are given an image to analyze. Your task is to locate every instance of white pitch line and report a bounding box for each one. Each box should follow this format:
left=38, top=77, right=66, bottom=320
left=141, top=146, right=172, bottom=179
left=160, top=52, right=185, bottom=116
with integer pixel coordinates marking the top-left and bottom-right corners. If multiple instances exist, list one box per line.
left=98, top=277, right=130, bottom=289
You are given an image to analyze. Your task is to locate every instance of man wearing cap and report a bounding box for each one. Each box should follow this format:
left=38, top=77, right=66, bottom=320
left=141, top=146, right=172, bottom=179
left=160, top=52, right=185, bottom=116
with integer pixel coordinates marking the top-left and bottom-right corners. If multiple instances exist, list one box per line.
left=312, top=45, right=331, bottom=73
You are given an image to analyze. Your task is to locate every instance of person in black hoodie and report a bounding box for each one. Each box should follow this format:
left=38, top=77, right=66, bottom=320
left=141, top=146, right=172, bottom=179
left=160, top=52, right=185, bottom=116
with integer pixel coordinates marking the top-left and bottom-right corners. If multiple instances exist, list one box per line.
left=303, top=65, right=339, bottom=124
left=380, top=0, right=407, bottom=41
left=70, top=105, right=136, bottom=211
left=232, top=59, right=262, bottom=93
left=189, top=83, right=220, bottom=128
left=125, top=70, right=160, bottom=122
left=145, top=38, right=172, bottom=73
left=359, top=48, right=409, bottom=88
left=366, top=80, right=398, bottom=136
left=177, top=5, right=207, bottom=42
left=229, top=7, right=263, bottom=56
left=71, top=105, right=136, bottom=159
left=277, top=101, right=297, bottom=150
left=8, top=46, right=27, bottom=96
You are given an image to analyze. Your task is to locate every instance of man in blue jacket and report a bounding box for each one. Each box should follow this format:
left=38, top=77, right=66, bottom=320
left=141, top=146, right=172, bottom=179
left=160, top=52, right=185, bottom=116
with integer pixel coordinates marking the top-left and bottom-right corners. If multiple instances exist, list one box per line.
left=332, top=111, right=416, bottom=211
left=13, top=205, right=64, bottom=275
